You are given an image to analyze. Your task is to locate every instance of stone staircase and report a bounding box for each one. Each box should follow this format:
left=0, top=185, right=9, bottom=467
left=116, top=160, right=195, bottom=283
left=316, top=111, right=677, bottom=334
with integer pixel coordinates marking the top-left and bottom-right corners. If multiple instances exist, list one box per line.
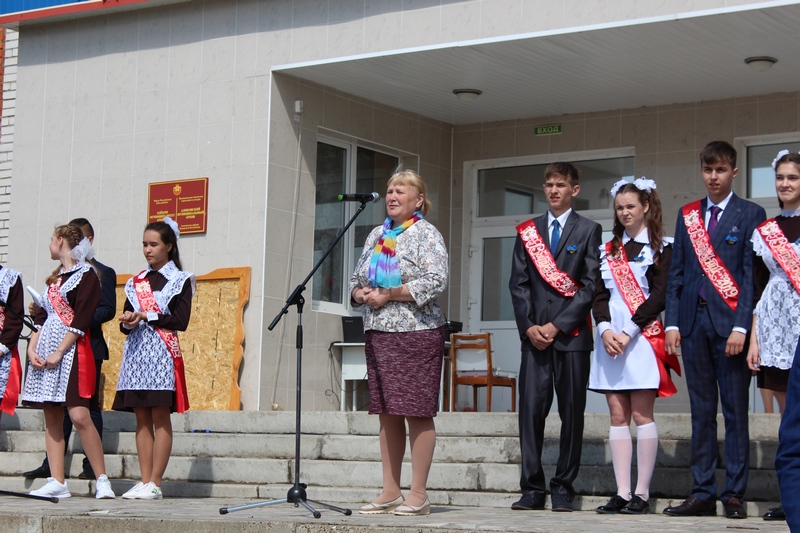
left=0, top=409, right=783, bottom=512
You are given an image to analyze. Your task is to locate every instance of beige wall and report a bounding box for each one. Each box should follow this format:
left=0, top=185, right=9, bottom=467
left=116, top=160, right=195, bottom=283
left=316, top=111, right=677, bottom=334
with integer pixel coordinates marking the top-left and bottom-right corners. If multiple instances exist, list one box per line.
left=263, top=74, right=453, bottom=410
left=6, top=0, right=795, bottom=410
left=451, top=91, right=800, bottom=412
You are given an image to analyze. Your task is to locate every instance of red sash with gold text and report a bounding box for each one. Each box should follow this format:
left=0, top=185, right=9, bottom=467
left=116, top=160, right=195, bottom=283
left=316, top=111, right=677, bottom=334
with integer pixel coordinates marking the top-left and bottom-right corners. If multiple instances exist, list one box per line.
left=605, top=242, right=681, bottom=397
left=516, top=219, right=588, bottom=336
left=682, top=201, right=739, bottom=311
left=133, top=271, right=189, bottom=413
left=757, top=219, right=800, bottom=295
left=0, top=308, right=21, bottom=415
left=47, top=278, right=95, bottom=399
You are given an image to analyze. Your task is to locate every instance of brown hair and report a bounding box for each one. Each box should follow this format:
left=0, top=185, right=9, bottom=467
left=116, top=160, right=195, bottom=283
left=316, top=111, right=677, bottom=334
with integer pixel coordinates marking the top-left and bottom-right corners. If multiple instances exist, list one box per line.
left=145, top=221, right=183, bottom=270
left=700, top=140, right=737, bottom=169
left=609, top=182, right=666, bottom=265
left=544, top=162, right=580, bottom=186
left=68, top=217, right=94, bottom=239
left=46, top=224, right=85, bottom=285
left=387, top=170, right=432, bottom=216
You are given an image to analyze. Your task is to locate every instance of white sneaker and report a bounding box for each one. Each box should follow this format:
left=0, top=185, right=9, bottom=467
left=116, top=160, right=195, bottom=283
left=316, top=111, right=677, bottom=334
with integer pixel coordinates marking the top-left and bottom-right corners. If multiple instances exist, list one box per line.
left=30, top=477, right=71, bottom=499
left=137, top=482, right=163, bottom=500
left=95, top=474, right=116, bottom=499
left=122, top=481, right=144, bottom=499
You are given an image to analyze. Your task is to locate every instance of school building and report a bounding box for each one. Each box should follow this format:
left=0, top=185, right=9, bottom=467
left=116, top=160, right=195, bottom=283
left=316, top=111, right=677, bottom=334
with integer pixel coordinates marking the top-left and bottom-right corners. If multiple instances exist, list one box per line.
left=1, top=0, right=799, bottom=412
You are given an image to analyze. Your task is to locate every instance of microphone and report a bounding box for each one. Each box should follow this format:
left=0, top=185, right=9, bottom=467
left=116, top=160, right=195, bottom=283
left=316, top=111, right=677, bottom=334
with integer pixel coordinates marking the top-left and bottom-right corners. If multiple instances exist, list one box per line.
left=338, top=192, right=380, bottom=203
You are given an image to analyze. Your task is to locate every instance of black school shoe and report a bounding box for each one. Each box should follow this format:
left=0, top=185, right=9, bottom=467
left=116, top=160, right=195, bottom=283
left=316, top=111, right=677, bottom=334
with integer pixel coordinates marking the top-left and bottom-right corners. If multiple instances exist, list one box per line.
left=620, top=495, right=649, bottom=514
left=550, top=491, right=573, bottom=512
left=511, top=491, right=545, bottom=510
left=596, top=495, right=629, bottom=514
left=763, top=505, right=786, bottom=521
left=22, top=464, right=51, bottom=479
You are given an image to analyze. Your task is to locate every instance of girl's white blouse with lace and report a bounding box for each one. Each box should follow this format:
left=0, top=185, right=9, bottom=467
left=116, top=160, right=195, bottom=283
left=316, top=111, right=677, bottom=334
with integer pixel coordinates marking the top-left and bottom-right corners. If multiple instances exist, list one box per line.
left=752, top=229, right=800, bottom=370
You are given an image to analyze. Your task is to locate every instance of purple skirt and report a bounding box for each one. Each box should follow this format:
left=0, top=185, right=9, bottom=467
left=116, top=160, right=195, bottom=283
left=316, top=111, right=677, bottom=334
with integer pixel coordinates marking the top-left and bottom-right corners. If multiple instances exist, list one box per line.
left=364, top=326, right=445, bottom=417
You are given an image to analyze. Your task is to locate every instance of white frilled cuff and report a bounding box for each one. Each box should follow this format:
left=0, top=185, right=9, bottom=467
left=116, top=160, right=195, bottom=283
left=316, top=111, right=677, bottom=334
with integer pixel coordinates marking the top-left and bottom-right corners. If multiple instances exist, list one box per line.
left=597, top=321, right=612, bottom=336
left=146, top=312, right=159, bottom=323
left=0, top=342, right=9, bottom=355
left=622, top=319, right=641, bottom=339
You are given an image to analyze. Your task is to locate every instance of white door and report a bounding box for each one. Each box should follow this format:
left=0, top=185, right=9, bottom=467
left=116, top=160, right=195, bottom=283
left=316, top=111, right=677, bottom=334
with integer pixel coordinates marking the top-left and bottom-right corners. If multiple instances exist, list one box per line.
left=465, top=220, right=615, bottom=413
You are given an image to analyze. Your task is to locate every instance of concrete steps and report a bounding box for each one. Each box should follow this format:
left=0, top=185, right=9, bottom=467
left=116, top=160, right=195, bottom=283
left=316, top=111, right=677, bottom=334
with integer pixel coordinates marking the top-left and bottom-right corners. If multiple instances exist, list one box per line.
left=0, top=409, right=784, bottom=508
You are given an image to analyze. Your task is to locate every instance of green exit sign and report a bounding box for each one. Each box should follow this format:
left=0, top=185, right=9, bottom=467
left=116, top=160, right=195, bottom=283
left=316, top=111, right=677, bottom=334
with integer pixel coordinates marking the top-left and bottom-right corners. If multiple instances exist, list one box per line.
left=535, top=124, right=562, bottom=136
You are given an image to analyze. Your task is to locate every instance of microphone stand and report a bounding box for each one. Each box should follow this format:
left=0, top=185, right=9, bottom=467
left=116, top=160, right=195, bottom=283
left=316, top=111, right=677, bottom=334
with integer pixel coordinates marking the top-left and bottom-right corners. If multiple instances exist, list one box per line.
left=0, top=297, right=60, bottom=502
left=220, top=198, right=375, bottom=518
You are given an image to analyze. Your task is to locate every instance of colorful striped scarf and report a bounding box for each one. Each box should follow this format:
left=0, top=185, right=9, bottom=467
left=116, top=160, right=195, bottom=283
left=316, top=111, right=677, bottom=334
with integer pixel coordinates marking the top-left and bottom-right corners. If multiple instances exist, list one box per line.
left=367, top=212, right=423, bottom=288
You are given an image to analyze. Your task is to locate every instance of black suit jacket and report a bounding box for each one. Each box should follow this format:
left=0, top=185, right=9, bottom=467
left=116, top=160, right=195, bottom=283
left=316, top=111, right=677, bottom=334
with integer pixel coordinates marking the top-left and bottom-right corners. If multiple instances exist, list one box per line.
left=665, top=194, right=766, bottom=338
left=509, top=210, right=602, bottom=352
left=89, top=258, right=116, bottom=360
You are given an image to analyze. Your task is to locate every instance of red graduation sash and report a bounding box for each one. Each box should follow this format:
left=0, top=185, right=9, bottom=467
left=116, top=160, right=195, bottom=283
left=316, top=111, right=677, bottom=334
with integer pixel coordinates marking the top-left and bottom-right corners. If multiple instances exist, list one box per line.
left=682, top=200, right=739, bottom=311
left=0, top=308, right=21, bottom=415
left=605, top=242, right=681, bottom=397
left=757, top=219, right=800, bottom=295
left=47, top=278, right=95, bottom=399
left=133, top=271, right=190, bottom=413
left=516, top=219, right=589, bottom=336
left=517, top=219, right=581, bottom=296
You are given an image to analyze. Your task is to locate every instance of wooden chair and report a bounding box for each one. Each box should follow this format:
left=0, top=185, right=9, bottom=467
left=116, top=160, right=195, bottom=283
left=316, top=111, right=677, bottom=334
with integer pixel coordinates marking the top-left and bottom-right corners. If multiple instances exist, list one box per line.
left=449, top=332, right=516, bottom=412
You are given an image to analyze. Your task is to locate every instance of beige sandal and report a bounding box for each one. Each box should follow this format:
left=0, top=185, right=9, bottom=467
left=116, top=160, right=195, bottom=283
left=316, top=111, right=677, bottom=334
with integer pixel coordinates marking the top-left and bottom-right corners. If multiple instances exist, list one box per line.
left=359, top=495, right=404, bottom=514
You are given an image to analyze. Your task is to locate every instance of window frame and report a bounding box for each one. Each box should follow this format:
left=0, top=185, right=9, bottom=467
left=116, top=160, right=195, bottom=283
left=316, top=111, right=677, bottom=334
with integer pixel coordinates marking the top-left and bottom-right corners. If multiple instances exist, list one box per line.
left=312, top=132, right=416, bottom=314
left=736, top=133, right=800, bottom=213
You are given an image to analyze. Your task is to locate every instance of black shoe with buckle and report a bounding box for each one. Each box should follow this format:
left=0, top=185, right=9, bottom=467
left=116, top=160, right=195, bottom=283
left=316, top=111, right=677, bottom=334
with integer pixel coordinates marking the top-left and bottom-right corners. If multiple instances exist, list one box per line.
left=620, top=495, right=649, bottom=515
left=22, top=464, right=51, bottom=479
left=596, top=495, right=629, bottom=514
left=763, top=505, right=785, bottom=521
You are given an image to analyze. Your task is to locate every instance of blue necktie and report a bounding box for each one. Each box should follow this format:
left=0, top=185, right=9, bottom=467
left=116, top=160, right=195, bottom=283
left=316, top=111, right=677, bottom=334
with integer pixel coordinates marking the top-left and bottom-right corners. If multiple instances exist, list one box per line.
left=699, top=206, right=721, bottom=301
left=551, top=219, right=560, bottom=253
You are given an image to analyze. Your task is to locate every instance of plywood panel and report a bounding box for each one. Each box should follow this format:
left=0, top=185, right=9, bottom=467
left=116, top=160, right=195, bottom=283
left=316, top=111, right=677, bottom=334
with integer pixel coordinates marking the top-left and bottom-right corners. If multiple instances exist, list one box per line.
left=100, top=267, right=250, bottom=411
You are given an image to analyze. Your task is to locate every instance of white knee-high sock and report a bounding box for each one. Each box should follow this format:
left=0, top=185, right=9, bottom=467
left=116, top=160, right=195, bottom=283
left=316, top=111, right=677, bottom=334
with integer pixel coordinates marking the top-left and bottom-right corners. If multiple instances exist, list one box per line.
left=635, top=422, right=658, bottom=501
left=609, top=425, right=632, bottom=499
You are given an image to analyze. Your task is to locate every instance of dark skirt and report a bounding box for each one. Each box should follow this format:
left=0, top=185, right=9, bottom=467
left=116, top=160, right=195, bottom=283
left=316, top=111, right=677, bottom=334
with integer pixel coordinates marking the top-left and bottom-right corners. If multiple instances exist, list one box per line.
left=22, top=353, right=99, bottom=411
left=112, top=390, right=177, bottom=413
left=364, top=326, right=445, bottom=417
left=757, top=366, right=790, bottom=393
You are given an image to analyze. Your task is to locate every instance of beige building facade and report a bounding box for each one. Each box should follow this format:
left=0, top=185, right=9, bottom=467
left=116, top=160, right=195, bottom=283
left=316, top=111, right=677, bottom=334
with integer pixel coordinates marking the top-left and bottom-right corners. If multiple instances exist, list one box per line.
left=2, top=0, right=800, bottom=412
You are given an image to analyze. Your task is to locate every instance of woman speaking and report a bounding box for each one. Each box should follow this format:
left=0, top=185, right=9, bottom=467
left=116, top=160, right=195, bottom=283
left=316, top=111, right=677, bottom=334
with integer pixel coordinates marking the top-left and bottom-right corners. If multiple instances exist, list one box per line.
left=349, top=170, right=448, bottom=517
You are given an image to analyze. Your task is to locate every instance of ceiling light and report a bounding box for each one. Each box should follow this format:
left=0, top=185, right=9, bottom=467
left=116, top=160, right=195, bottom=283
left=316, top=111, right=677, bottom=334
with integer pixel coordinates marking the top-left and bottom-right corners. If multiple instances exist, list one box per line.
left=745, top=56, right=777, bottom=72
left=453, top=89, right=482, bottom=102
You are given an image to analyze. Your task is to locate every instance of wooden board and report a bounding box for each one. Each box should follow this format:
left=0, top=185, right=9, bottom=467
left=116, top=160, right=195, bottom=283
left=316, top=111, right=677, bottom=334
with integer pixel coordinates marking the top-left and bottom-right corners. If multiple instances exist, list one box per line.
left=100, top=267, right=250, bottom=411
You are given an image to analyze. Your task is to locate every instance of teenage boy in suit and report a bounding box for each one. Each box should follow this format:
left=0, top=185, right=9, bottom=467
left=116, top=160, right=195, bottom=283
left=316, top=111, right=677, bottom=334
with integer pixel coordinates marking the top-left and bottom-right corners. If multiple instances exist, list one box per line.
left=509, top=162, right=602, bottom=512
left=664, top=141, right=766, bottom=519
left=23, top=218, right=116, bottom=480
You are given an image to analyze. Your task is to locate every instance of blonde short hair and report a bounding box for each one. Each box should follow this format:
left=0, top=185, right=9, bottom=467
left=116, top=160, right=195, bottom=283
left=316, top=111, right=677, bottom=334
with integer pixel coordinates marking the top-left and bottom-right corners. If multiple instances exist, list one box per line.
left=387, top=170, right=432, bottom=216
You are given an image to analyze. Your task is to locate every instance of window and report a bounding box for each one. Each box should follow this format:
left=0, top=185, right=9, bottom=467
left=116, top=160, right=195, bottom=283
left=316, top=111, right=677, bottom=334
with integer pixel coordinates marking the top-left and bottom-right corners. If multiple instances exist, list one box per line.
left=312, top=138, right=402, bottom=309
left=746, top=141, right=800, bottom=199
left=476, top=156, right=634, bottom=217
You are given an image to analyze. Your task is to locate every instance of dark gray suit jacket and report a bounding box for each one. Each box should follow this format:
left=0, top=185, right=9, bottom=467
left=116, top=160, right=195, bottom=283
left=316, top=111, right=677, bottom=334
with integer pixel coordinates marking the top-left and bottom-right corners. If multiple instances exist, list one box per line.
left=509, top=210, right=602, bottom=352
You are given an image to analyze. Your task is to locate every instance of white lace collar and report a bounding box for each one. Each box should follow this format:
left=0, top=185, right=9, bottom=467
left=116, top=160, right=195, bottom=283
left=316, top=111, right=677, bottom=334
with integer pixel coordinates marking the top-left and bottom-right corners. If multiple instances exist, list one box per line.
left=781, top=208, right=800, bottom=218
left=622, top=227, right=649, bottom=245
left=147, top=260, right=180, bottom=280
left=58, top=262, right=86, bottom=276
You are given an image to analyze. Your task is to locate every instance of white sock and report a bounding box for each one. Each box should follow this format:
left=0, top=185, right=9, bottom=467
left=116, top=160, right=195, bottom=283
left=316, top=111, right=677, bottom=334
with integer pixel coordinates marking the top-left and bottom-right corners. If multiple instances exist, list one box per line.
left=609, top=425, right=632, bottom=500
left=634, top=422, right=658, bottom=501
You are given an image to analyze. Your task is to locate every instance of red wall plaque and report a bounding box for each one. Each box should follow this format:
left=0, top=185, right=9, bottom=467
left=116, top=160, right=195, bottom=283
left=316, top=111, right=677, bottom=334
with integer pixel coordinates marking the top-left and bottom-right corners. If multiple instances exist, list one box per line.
left=148, top=178, right=208, bottom=235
